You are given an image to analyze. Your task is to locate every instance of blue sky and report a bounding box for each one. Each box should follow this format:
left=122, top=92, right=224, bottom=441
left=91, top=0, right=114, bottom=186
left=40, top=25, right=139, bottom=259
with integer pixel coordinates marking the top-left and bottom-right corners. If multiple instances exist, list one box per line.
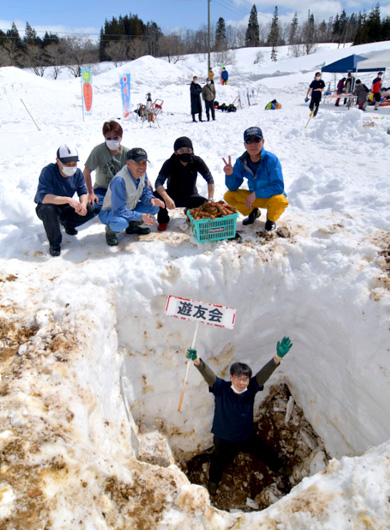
left=1, top=1, right=388, bottom=38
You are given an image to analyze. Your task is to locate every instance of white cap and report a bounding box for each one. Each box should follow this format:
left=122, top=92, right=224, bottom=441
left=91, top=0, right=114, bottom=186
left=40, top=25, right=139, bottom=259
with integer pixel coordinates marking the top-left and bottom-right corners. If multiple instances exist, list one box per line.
left=56, top=144, right=79, bottom=163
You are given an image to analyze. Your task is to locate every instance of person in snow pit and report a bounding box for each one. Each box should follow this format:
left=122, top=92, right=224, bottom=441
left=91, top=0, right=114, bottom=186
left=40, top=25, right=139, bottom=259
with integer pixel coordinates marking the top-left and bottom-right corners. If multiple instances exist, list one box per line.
left=34, top=144, right=99, bottom=257
left=222, top=126, right=289, bottom=232
left=83, top=120, right=130, bottom=212
left=153, top=136, right=215, bottom=232
left=305, top=71, right=325, bottom=117
left=187, top=337, right=293, bottom=496
left=99, top=148, right=165, bottom=246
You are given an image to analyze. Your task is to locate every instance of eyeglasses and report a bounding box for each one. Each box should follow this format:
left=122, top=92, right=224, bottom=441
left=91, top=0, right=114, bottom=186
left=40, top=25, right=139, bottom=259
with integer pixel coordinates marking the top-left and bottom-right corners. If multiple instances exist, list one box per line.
left=245, top=137, right=262, bottom=144
left=106, top=136, right=120, bottom=141
left=176, top=147, right=193, bottom=155
left=233, top=375, right=250, bottom=383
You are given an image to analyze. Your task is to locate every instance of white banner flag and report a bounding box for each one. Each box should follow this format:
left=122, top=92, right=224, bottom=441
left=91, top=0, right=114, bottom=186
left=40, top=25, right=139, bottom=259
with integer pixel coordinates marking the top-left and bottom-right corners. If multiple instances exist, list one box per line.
left=165, top=295, right=236, bottom=329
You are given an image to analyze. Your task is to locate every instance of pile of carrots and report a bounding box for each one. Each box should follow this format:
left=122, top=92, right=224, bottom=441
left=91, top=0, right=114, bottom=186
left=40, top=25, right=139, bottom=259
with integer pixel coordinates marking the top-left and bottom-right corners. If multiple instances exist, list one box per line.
left=189, top=200, right=237, bottom=220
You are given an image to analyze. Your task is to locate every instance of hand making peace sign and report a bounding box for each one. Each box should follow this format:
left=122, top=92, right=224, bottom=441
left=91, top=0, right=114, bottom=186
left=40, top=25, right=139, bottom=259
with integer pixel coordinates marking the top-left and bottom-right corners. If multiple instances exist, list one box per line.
left=222, top=155, right=233, bottom=175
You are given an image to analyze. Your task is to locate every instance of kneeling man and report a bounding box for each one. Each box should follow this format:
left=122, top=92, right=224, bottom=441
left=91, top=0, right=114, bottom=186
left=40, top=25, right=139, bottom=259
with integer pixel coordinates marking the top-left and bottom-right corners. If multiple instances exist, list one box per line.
left=99, top=148, right=165, bottom=246
left=223, top=127, right=288, bottom=232
left=34, top=145, right=98, bottom=257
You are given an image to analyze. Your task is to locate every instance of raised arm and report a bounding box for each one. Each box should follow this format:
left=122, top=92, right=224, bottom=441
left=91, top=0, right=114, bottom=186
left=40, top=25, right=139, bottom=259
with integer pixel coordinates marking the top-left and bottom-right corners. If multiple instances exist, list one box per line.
left=255, top=337, right=293, bottom=387
left=187, top=348, right=217, bottom=388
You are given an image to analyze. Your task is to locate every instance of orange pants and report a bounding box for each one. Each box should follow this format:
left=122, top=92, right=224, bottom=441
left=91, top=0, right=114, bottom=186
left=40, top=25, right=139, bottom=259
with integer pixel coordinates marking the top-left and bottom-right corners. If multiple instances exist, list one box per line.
left=224, top=189, right=289, bottom=222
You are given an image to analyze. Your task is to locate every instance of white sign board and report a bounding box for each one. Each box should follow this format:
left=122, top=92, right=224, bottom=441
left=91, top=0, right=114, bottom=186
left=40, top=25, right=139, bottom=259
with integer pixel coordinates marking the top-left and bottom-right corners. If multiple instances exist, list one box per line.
left=239, top=89, right=249, bottom=108
left=165, top=295, right=236, bottom=329
left=248, top=88, right=257, bottom=105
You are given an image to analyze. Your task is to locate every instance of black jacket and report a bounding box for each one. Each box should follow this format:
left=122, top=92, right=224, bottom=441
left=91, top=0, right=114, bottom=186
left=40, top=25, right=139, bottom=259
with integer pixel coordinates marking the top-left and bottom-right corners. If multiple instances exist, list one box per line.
left=155, top=154, right=213, bottom=198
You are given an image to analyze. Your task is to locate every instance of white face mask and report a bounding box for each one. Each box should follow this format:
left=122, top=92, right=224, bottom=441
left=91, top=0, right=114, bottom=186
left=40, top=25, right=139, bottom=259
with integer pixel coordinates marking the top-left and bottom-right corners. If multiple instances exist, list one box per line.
left=60, top=163, right=77, bottom=177
left=231, top=384, right=248, bottom=395
left=315, top=76, right=321, bottom=81
left=106, top=140, right=120, bottom=151
left=207, top=81, right=211, bottom=85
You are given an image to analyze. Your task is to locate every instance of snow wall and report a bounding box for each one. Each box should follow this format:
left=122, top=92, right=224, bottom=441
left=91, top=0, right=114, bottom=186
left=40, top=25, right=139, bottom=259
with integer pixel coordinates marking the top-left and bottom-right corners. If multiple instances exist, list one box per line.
left=109, top=236, right=390, bottom=460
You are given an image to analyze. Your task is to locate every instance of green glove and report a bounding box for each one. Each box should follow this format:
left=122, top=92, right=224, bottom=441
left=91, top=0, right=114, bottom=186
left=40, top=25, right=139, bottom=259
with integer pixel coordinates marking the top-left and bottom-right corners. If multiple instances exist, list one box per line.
left=276, top=337, right=293, bottom=359
left=187, top=348, right=197, bottom=361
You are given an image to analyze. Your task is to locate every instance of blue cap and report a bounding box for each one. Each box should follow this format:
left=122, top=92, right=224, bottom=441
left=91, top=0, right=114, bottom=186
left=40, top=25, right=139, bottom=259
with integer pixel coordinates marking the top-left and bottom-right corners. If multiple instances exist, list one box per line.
left=243, top=127, right=263, bottom=142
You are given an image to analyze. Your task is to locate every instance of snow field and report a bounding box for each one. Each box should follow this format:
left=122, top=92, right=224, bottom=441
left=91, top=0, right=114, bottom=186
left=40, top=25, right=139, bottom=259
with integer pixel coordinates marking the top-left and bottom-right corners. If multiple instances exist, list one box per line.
left=1, top=41, right=390, bottom=528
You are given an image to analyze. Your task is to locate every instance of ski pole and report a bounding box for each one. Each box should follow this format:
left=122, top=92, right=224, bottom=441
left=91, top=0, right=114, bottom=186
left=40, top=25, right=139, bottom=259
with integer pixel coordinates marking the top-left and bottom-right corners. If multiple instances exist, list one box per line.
left=178, top=321, right=200, bottom=412
left=305, top=109, right=315, bottom=128
left=20, top=98, right=40, bottom=131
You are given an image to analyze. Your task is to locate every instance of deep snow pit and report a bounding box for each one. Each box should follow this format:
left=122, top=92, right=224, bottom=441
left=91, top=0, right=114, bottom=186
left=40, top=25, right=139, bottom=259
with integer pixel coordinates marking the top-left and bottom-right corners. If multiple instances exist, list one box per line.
left=1, top=225, right=390, bottom=529
left=184, top=383, right=329, bottom=512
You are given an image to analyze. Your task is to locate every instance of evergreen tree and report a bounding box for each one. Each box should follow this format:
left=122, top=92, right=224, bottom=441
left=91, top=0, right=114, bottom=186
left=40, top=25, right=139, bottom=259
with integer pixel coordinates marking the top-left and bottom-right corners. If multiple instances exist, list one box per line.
left=382, top=16, right=390, bottom=41
left=353, top=11, right=367, bottom=44
left=302, top=13, right=315, bottom=52
left=6, top=22, right=23, bottom=49
left=366, top=3, right=381, bottom=42
left=42, top=31, right=60, bottom=48
left=332, top=14, right=341, bottom=42
left=215, top=17, right=227, bottom=50
left=267, top=6, right=280, bottom=47
left=245, top=5, right=260, bottom=47
left=24, top=22, right=41, bottom=46
left=289, top=12, right=299, bottom=45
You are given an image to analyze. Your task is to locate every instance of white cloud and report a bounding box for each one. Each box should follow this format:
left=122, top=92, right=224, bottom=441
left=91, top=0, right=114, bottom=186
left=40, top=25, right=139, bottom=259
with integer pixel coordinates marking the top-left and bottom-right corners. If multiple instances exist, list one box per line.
left=0, top=18, right=99, bottom=39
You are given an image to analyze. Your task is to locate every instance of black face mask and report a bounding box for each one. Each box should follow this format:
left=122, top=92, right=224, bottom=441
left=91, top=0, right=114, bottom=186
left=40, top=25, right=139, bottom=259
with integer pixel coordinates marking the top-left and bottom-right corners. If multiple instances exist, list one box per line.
left=178, top=153, right=192, bottom=163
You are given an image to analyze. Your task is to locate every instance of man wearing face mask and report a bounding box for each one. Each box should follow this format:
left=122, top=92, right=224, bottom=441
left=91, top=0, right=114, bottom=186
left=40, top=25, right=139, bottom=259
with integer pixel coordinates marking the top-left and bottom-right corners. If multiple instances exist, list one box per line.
left=154, top=136, right=215, bottom=231
left=305, top=72, right=325, bottom=117
left=202, top=78, right=216, bottom=121
left=34, top=145, right=98, bottom=257
left=83, top=120, right=129, bottom=211
left=187, top=337, right=293, bottom=496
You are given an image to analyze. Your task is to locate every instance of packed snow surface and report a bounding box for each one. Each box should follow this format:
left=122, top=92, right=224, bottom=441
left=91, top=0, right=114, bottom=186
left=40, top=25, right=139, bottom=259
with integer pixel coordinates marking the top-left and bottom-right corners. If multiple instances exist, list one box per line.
left=1, top=41, right=390, bottom=529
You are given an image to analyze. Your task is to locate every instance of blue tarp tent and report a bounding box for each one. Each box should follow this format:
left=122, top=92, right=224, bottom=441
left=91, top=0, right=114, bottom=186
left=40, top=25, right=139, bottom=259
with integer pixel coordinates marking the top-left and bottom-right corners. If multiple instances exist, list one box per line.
left=321, top=54, right=368, bottom=73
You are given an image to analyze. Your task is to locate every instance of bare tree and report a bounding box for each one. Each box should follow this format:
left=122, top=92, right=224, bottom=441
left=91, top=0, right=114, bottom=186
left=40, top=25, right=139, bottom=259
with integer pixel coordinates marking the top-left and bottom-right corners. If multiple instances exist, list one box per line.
left=104, top=39, right=129, bottom=66
left=0, top=47, right=12, bottom=66
left=157, top=35, right=184, bottom=63
left=226, top=24, right=246, bottom=49
left=61, top=36, right=98, bottom=77
left=24, top=43, right=48, bottom=76
left=302, top=14, right=317, bottom=54
left=45, top=43, right=64, bottom=79
left=128, top=38, right=147, bottom=60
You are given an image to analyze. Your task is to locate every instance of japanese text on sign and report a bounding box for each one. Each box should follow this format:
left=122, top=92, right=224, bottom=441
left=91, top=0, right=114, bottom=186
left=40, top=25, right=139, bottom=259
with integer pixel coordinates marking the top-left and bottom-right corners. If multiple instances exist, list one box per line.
left=165, top=295, right=236, bottom=329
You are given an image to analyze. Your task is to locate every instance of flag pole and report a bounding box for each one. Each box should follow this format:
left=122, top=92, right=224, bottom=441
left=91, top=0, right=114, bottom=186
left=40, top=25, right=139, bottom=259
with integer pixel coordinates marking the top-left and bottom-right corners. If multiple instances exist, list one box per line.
left=178, top=321, right=200, bottom=412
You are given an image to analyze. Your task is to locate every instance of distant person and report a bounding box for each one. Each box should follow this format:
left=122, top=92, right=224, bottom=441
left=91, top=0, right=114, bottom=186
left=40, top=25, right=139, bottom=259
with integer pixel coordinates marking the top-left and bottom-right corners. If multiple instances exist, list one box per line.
left=335, top=77, right=346, bottom=107
left=354, top=79, right=370, bottom=111
left=208, top=68, right=215, bottom=83
left=154, top=137, right=214, bottom=231
left=223, top=127, right=288, bottom=232
left=343, top=72, right=354, bottom=105
left=372, top=72, right=383, bottom=111
left=187, top=337, right=293, bottom=496
left=190, top=76, right=203, bottom=122
left=202, top=78, right=216, bottom=121
left=34, top=145, right=98, bottom=257
left=305, top=72, right=325, bottom=117
left=83, top=120, right=129, bottom=211
left=221, top=67, right=229, bottom=85
left=99, top=148, right=165, bottom=246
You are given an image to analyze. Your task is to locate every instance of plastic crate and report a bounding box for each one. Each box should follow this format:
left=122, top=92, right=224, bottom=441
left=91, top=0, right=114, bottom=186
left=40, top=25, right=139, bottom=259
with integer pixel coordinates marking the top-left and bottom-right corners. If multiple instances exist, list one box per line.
left=187, top=211, right=239, bottom=243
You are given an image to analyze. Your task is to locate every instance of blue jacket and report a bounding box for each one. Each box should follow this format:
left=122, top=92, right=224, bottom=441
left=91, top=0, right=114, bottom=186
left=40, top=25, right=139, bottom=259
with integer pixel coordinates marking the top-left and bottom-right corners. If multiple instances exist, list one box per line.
left=226, top=149, right=286, bottom=199
left=221, top=69, right=229, bottom=81
left=106, top=170, right=154, bottom=223
left=34, top=163, right=87, bottom=203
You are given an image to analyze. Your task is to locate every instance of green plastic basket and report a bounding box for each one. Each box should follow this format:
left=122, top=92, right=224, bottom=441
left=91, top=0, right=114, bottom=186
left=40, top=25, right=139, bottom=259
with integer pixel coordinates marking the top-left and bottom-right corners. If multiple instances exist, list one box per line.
left=187, top=211, right=239, bottom=243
